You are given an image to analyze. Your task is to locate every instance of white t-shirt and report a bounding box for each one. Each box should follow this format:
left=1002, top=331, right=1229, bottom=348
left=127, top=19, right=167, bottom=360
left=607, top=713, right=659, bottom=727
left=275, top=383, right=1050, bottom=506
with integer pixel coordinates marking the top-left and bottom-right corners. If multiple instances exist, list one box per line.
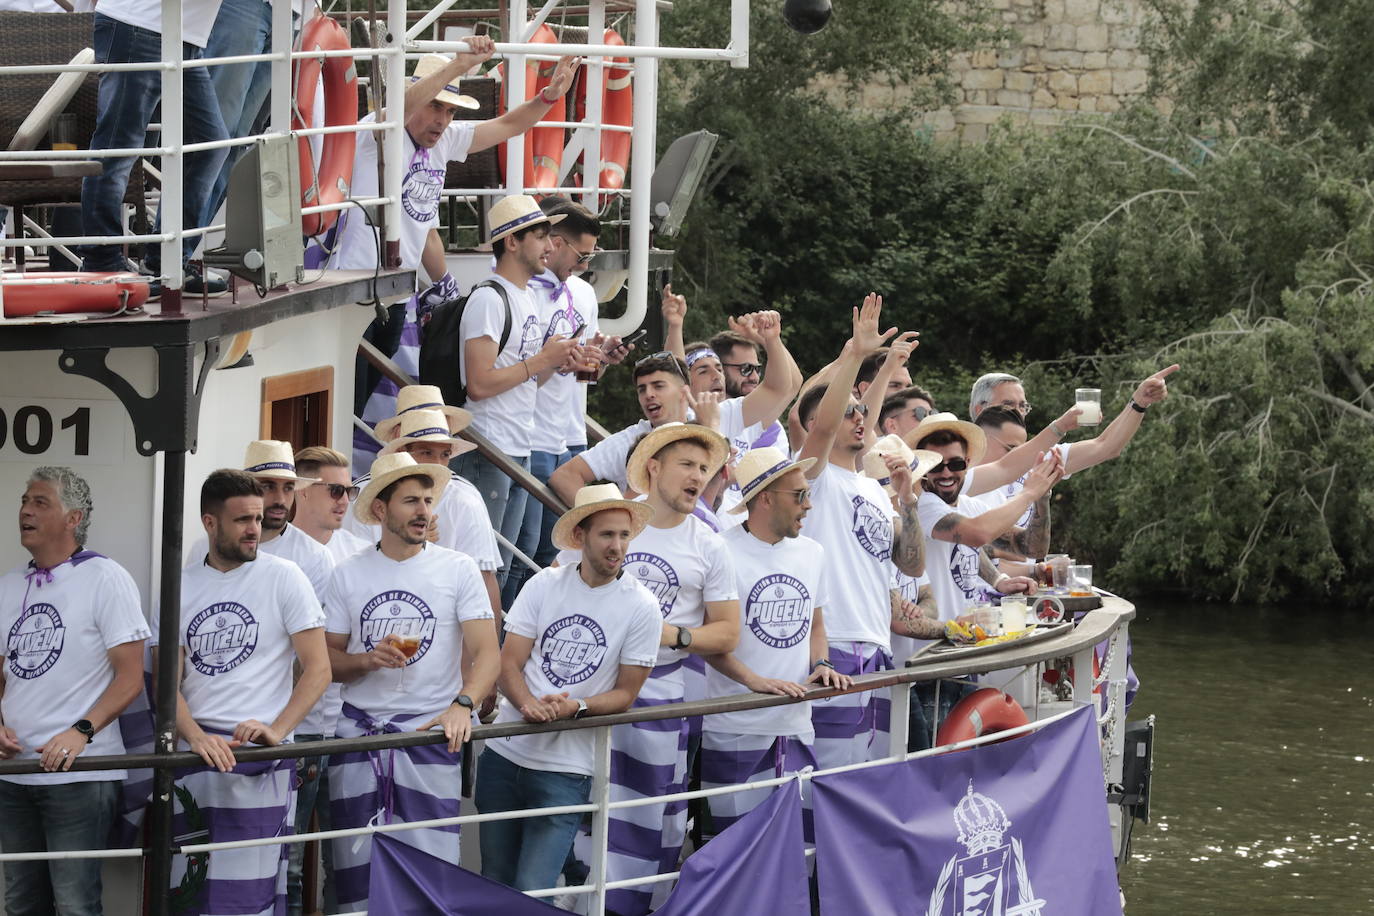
left=323, top=526, right=372, bottom=565
left=95, top=0, right=224, bottom=48
left=325, top=544, right=493, bottom=723
left=530, top=272, right=599, bottom=454
left=490, top=564, right=659, bottom=776
left=179, top=553, right=324, bottom=736
left=801, top=463, right=898, bottom=650
left=298, top=528, right=375, bottom=737
left=343, top=469, right=500, bottom=571
left=705, top=527, right=825, bottom=739
left=0, top=552, right=149, bottom=784
left=889, top=570, right=931, bottom=663
left=458, top=273, right=542, bottom=456
left=184, top=523, right=333, bottom=589
left=581, top=419, right=652, bottom=492
left=328, top=115, right=475, bottom=273
left=917, top=491, right=997, bottom=624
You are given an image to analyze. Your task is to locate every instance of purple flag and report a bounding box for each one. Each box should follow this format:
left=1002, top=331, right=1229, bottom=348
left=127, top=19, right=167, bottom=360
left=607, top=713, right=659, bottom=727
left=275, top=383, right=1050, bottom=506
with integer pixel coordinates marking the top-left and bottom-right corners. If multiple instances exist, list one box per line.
left=813, top=705, right=1121, bottom=916
left=655, top=779, right=809, bottom=916
left=368, top=833, right=565, bottom=915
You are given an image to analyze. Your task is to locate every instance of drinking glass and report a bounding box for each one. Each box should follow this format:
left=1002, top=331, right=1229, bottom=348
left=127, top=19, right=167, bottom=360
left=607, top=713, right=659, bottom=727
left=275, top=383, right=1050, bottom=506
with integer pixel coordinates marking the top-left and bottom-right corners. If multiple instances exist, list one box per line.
left=998, top=596, right=1029, bottom=633
left=389, top=633, right=421, bottom=691
left=1067, top=564, right=1094, bottom=597
left=1044, top=553, right=1070, bottom=589
left=1074, top=388, right=1102, bottom=426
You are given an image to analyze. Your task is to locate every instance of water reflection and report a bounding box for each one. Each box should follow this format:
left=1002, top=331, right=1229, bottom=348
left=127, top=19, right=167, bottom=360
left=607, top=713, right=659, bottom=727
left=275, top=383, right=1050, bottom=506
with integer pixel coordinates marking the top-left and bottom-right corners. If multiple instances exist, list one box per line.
left=1118, top=602, right=1374, bottom=913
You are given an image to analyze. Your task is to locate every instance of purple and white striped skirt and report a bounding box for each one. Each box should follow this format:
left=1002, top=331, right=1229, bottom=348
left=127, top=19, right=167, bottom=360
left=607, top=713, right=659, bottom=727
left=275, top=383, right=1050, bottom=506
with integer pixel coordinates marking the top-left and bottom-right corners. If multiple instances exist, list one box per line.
left=810, top=641, right=893, bottom=771
left=699, top=731, right=816, bottom=839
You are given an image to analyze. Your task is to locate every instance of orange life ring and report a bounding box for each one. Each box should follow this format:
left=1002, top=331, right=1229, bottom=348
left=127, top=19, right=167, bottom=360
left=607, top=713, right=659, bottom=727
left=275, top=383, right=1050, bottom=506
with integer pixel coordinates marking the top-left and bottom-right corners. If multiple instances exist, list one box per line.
left=596, top=28, right=632, bottom=203
left=934, top=688, right=1029, bottom=747
left=496, top=24, right=563, bottom=193
left=0, top=272, right=149, bottom=316
left=293, top=15, right=358, bottom=237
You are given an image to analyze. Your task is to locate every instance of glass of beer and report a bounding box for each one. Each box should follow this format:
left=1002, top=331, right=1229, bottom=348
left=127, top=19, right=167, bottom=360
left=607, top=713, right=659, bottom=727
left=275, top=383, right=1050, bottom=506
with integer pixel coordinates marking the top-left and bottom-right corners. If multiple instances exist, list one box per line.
left=1067, top=564, right=1094, bottom=597
left=388, top=633, right=422, bottom=690
left=1074, top=388, right=1102, bottom=426
left=1045, top=554, right=1071, bottom=590
left=574, top=346, right=603, bottom=383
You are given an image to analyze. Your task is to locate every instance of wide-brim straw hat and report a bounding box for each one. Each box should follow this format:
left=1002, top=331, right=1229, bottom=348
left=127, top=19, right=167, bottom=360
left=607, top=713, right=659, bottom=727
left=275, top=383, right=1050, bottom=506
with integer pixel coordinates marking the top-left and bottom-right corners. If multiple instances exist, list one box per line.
left=375, top=385, right=473, bottom=442
left=625, top=422, right=731, bottom=495
left=243, top=440, right=319, bottom=485
left=354, top=453, right=450, bottom=525
left=551, top=484, right=656, bottom=551
left=488, top=193, right=565, bottom=244
left=378, top=409, right=477, bottom=458
left=409, top=53, right=481, bottom=110
left=902, top=412, right=988, bottom=467
left=862, top=434, right=943, bottom=497
left=726, top=446, right=816, bottom=514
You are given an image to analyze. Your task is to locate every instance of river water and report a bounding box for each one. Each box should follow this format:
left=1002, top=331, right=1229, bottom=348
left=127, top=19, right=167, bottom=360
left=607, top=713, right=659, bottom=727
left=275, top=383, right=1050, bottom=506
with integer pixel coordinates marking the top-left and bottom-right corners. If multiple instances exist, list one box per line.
left=1117, top=601, right=1374, bottom=914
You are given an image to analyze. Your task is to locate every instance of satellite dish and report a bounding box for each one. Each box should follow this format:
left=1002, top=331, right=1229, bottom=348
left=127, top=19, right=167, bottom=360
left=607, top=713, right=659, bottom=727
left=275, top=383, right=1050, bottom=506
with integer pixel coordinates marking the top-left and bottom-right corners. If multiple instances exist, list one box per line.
left=783, top=0, right=833, bottom=34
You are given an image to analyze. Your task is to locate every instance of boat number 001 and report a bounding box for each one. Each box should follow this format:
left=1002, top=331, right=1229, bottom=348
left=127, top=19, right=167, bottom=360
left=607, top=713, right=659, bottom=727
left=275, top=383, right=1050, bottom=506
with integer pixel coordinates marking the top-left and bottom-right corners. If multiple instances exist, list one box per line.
left=0, top=405, right=90, bottom=455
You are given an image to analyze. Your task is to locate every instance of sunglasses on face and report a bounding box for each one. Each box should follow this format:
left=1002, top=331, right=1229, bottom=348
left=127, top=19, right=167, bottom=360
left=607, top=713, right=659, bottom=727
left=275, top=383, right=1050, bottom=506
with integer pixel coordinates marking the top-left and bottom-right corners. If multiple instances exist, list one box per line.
left=318, top=483, right=361, bottom=501
left=910, top=406, right=933, bottom=422
left=722, top=362, right=762, bottom=377
left=569, top=245, right=596, bottom=265
left=844, top=403, right=870, bottom=420
left=773, top=487, right=811, bottom=504
left=926, top=457, right=969, bottom=476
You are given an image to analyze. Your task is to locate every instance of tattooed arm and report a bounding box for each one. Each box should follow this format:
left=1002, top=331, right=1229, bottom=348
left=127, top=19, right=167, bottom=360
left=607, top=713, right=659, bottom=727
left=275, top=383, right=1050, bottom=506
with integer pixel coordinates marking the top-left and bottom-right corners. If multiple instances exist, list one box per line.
left=986, top=490, right=1052, bottom=559
left=890, top=459, right=925, bottom=577
left=890, top=587, right=945, bottom=640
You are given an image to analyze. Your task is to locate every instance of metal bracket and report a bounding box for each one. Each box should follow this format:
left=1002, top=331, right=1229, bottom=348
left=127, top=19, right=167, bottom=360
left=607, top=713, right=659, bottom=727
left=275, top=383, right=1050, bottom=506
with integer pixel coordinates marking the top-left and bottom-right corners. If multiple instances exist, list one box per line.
left=57, top=339, right=221, bottom=455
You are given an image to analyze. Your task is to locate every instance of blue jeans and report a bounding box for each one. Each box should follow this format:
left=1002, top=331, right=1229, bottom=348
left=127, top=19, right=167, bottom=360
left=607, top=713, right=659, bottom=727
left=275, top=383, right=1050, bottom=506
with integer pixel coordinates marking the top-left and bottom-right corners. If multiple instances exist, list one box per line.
left=452, top=450, right=530, bottom=593
left=908, top=681, right=974, bottom=751
left=287, top=739, right=334, bottom=916
left=0, top=779, right=118, bottom=916
left=81, top=14, right=229, bottom=272
left=503, top=448, right=569, bottom=605
left=474, top=749, right=591, bottom=892
left=532, top=444, right=585, bottom=569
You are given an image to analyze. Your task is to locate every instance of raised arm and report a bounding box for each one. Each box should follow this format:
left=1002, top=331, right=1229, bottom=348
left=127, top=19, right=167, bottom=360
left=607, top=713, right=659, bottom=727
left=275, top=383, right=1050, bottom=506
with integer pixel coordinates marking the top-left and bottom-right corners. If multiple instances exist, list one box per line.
left=987, top=489, right=1052, bottom=559
left=662, top=284, right=687, bottom=362
left=1058, top=364, right=1179, bottom=474
left=471, top=56, right=580, bottom=153
left=860, top=332, right=920, bottom=444
left=887, top=453, right=926, bottom=577
left=931, top=452, right=1062, bottom=548
left=736, top=311, right=803, bottom=428
left=966, top=406, right=1078, bottom=495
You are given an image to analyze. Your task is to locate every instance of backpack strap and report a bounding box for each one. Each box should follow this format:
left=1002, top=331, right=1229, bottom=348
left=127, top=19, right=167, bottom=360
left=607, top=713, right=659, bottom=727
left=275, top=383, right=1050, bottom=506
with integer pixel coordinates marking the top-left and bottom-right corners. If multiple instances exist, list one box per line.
left=472, top=279, right=513, bottom=354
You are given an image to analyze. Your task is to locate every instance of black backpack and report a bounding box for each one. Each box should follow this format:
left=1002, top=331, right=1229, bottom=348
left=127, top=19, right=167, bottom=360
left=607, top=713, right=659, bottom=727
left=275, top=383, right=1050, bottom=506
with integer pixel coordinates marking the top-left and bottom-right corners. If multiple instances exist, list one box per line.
left=418, top=279, right=511, bottom=407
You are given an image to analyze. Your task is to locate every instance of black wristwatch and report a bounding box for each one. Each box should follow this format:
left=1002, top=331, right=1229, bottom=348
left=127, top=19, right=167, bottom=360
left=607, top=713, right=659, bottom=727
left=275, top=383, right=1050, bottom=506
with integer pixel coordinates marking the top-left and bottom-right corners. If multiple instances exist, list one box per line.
left=673, top=626, right=692, bottom=649
left=73, top=719, right=95, bottom=743
left=812, top=659, right=836, bottom=671
left=1130, top=399, right=1148, bottom=413
left=453, top=694, right=475, bottom=711
left=573, top=698, right=589, bottom=719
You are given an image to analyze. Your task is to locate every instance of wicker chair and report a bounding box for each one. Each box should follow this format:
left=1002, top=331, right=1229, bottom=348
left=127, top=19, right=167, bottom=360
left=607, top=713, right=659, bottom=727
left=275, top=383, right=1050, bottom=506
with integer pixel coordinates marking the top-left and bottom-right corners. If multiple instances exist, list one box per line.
left=0, top=11, right=146, bottom=269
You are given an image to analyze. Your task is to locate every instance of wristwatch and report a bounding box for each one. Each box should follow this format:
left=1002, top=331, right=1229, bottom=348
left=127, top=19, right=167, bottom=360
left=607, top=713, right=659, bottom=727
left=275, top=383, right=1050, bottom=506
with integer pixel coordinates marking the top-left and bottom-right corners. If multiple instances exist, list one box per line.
left=812, top=659, right=836, bottom=671
left=73, top=719, right=95, bottom=743
left=453, top=694, right=475, bottom=711
left=573, top=698, right=589, bottom=719
left=673, top=626, right=693, bottom=649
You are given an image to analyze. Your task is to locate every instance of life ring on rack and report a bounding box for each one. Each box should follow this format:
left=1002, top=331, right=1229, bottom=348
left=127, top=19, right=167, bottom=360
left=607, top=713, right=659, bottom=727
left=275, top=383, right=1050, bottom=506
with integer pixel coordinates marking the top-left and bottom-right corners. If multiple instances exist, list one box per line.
left=0, top=272, right=149, bottom=316
left=293, top=14, right=358, bottom=237
left=596, top=29, right=632, bottom=203
left=496, top=23, right=563, bottom=193
left=935, top=688, right=1029, bottom=748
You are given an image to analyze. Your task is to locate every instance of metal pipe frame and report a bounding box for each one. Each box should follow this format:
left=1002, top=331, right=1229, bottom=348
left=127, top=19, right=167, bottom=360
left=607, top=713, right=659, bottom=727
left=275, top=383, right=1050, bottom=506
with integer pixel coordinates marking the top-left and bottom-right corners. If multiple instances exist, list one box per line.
left=410, top=37, right=742, bottom=61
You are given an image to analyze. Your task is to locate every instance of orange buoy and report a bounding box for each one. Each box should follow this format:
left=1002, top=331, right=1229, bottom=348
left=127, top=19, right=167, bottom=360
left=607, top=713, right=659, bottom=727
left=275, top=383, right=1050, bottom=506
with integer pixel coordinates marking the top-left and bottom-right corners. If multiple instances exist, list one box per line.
left=935, top=688, right=1029, bottom=747
left=497, top=24, right=563, bottom=193
left=293, top=14, right=358, bottom=237
left=1, top=272, right=149, bottom=316
left=596, top=28, right=632, bottom=204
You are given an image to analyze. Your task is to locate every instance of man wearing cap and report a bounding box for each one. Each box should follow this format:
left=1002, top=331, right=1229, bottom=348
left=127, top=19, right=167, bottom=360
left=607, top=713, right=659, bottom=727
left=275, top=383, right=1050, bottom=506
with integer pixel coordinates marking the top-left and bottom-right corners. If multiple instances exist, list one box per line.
left=0, top=467, right=149, bottom=916
left=475, top=485, right=660, bottom=893
left=171, top=469, right=331, bottom=916
left=698, top=447, right=851, bottom=835
left=324, top=453, right=499, bottom=912
left=794, top=295, right=930, bottom=769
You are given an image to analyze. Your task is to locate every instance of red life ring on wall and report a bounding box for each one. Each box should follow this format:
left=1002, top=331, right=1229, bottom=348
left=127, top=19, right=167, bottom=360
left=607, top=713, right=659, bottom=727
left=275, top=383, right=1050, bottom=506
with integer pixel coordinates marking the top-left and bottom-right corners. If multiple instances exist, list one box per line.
left=293, top=15, right=358, bottom=237
left=496, top=23, right=563, bottom=193
left=596, top=28, right=632, bottom=203
left=0, top=272, right=150, bottom=316
left=934, top=688, right=1030, bottom=747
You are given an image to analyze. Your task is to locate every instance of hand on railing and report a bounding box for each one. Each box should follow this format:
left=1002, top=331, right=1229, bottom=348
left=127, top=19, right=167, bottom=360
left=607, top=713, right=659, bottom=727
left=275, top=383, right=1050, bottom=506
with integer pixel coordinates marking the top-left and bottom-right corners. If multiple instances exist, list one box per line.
left=806, top=664, right=853, bottom=691
left=36, top=728, right=87, bottom=772
left=0, top=726, right=21, bottom=760
left=744, top=676, right=809, bottom=699
left=233, top=719, right=284, bottom=747
left=421, top=704, right=473, bottom=753
left=188, top=732, right=241, bottom=773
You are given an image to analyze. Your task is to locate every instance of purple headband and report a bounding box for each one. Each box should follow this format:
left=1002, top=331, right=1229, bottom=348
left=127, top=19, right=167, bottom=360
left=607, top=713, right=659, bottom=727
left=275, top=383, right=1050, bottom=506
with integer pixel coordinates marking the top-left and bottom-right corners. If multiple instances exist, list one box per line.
left=245, top=461, right=295, bottom=474
left=739, top=458, right=794, bottom=499
left=400, top=401, right=445, bottom=414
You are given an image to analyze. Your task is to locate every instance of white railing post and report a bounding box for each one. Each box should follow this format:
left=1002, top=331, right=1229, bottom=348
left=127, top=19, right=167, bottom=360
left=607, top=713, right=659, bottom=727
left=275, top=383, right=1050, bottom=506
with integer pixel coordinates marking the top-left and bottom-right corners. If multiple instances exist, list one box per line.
left=505, top=0, right=529, bottom=195
left=383, top=0, right=406, bottom=267
left=1101, top=624, right=1129, bottom=785
left=589, top=724, right=612, bottom=914
left=729, top=0, right=749, bottom=69
left=270, top=0, right=292, bottom=134
left=623, top=0, right=658, bottom=333
left=159, top=0, right=184, bottom=306
left=888, top=680, right=910, bottom=759
left=580, top=0, right=605, bottom=212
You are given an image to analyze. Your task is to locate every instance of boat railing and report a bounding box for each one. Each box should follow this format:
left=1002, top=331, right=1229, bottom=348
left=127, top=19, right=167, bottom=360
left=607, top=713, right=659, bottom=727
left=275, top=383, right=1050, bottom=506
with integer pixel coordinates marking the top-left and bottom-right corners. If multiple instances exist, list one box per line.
left=0, top=602, right=1135, bottom=912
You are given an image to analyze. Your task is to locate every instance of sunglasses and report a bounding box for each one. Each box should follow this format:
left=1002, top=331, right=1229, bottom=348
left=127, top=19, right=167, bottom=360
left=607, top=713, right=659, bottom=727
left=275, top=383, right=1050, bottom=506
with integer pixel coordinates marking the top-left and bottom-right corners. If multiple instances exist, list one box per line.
left=844, top=403, right=870, bottom=420
left=317, top=483, right=361, bottom=501
left=926, top=457, right=969, bottom=476
left=635, top=351, right=687, bottom=383
left=910, top=406, right=933, bottom=422
left=772, top=487, right=811, bottom=504
left=570, top=245, right=596, bottom=265
left=722, top=361, right=762, bottom=378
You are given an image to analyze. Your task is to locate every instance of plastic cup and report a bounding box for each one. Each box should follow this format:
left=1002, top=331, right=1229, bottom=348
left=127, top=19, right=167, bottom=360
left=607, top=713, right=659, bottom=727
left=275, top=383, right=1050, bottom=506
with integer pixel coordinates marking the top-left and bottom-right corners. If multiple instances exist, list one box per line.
left=998, top=597, right=1028, bottom=633
left=1068, top=564, right=1094, bottom=597
left=1074, top=388, right=1102, bottom=426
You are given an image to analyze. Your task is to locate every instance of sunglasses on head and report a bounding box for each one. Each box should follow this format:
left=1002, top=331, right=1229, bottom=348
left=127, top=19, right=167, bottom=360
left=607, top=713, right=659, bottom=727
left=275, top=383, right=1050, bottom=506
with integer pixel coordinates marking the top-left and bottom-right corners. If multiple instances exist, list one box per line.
left=844, top=403, right=870, bottom=420
left=926, top=457, right=969, bottom=476
left=634, top=351, right=687, bottom=383
left=722, top=361, right=762, bottom=377
left=318, top=483, right=361, bottom=501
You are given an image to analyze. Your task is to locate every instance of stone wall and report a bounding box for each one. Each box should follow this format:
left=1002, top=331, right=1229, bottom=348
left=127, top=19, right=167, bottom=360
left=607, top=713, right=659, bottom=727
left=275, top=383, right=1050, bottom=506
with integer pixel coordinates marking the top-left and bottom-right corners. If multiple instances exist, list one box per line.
left=919, top=0, right=1154, bottom=143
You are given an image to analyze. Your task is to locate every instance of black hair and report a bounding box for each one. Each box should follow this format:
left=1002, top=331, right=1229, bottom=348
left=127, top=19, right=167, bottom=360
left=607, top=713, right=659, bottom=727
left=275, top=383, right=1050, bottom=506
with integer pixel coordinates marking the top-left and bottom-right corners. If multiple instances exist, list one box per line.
left=375, top=472, right=434, bottom=506
left=917, top=429, right=967, bottom=451
left=879, top=385, right=939, bottom=428
left=974, top=405, right=1026, bottom=431
left=798, top=384, right=828, bottom=429
left=856, top=349, right=888, bottom=387
left=633, top=354, right=689, bottom=383
left=709, top=329, right=756, bottom=360
left=540, top=196, right=601, bottom=239
left=494, top=223, right=549, bottom=259
left=201, top=469, right=263, bottom=516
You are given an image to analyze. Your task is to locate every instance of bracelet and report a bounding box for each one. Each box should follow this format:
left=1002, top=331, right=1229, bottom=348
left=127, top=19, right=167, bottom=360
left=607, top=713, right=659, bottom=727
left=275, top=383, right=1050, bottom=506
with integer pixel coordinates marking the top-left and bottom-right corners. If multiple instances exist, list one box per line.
left=812, top=658, right=836, bottom=671
left=538, top=85, right=558, bottom=104
left=1049, top=421, right=1066, bottom=437
left=522, top=359, right=531, bottom=380
left=1130, top=399, right=1148, bottom=413
left=994, top=572, right=1011, bottom=587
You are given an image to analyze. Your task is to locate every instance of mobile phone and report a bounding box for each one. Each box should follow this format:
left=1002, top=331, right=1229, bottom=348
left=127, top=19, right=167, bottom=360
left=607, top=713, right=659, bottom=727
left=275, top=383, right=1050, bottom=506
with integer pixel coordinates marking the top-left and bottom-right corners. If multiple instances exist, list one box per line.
left=614, top=328, right=649, bottom=352
left=568, top=321, right=587, bottom=340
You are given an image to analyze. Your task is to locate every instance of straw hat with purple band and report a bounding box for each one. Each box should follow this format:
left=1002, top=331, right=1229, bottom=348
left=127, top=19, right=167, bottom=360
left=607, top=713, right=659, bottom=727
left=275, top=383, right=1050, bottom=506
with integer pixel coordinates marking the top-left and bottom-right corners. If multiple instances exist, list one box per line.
left=862, top=434, right=943, bottom=497
left=378, top=409, right=477, bottom=458
left=551, top=483, right=656, bottom=551
left=354, top=452, right=450, bottom=525
left=902, top=412, right=988, bottom=467
left=375, top=384, right=473, bottom=442
left=242, top=440, right=319, bottom=485
left=726, top=446, right=816, bottom=514
left=409, top=54, right=480, bottom=110
left=488, top=193, right=565, bottom=244
left=625, top=422, right=730, bottom=495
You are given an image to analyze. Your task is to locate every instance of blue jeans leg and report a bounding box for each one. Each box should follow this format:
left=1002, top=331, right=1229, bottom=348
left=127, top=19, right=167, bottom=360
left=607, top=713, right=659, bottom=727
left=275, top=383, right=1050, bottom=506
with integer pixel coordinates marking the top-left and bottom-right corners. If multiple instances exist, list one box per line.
left=474, top=749, right=591, bottom=893
left=503, top=450, right=556, bottom=606
left=287, top=741, right=334, bottom=916
left=532, top=445, right=583, bottom=569
left=0, top=779, right=118, bottom=916
left=452, top=451, right=527, bottom=590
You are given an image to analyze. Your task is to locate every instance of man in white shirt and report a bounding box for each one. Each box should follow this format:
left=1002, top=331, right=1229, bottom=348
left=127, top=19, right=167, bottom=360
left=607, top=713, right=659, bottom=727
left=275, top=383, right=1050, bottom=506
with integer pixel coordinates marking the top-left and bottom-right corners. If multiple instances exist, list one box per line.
left=172, top=469, right=331, bottom=916
left=700, top=448, right=850, bottom=835
left=324, top=453, right=499, bottom=913
left=794, top=295, right=929, bottom=769
left=0, top=467, right=149, bottom=916
left=476, top=484, right=660, bottom=892
left=292, top=446, right=370, bottom=565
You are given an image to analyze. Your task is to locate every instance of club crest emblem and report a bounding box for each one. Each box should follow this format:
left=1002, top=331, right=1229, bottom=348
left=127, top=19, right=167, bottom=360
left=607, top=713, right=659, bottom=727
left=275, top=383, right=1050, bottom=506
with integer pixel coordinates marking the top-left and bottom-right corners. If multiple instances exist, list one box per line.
left=851, top=495, right=892, bottom=561
left=540, top=614, right=608, bottom=687
left=625, top=552, right=680, bottom=618
left=186, top=602, right=259, bottom=676
left=359, top=590, right=438, bottom=666
left=927, top=781, right=1044, bottom=916
left=745, top=574, right=811, bottom=649
left=6, top=603, right=66, bottom=680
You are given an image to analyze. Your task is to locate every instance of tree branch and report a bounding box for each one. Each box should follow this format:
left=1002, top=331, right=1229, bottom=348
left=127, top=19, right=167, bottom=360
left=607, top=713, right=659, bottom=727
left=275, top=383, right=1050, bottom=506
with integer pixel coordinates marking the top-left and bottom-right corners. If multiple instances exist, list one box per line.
left=1302, top=387, right=1374, bottom=426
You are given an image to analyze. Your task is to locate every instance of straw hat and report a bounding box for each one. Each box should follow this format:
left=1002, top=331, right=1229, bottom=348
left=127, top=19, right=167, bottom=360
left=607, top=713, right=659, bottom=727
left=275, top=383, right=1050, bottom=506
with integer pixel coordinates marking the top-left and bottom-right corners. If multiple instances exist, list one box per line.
left=551, top=484, right=656, bottom=551
left=354, top=453, right=450, bottom=525
left=625, top=422, right=731, bottom=495
left=862, top=434, right=943, bottom=497
left=378, top=409, right=477, bottom=458
left=726, top=446, right=817, bottom=514
left=409, top=54, right=480, bottom=110
left=242, top=440, right=319, bottom=485
left=488, top=193, right=565, bottom=244
left=375, top=385, right=473, bottom=442
left=902, top=412, right=987, bottom=467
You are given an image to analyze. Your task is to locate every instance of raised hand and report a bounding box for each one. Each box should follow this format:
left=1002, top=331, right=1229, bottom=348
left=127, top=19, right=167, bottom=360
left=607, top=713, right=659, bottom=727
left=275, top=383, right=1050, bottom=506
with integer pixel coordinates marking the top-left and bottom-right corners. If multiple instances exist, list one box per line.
left=884, top=452, right=916, bottom=505
left=545, top=55, right=581, bottom=99
left=1024, top=449, right=1065, bottom=498
left=661, top=284, right=687, bottom=327
left=688, top=389, right=722, bottom=430
left=537, top=334, right=580, bottom=374
left=1134, top=364, right=1180, bottom=407
left=885, top=330, right=920, bottom=367
left=851, top=293, right=896, bottom=353
left=455, top=35, right=496, bottom=69
left=426, top=512, right=441, bottom=544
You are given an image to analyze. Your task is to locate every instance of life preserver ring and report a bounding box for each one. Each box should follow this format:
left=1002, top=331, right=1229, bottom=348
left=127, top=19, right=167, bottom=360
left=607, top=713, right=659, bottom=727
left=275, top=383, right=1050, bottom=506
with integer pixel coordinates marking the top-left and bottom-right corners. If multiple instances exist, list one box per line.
left=935, top=688, right=1029, bottom=747
left=0, top=272, right=149, bottom=316
left=496, top=23, right=562, bottom=193
left=293, top=14, right=358, bottom=237
left=596, top=29, right=632, bottom=203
